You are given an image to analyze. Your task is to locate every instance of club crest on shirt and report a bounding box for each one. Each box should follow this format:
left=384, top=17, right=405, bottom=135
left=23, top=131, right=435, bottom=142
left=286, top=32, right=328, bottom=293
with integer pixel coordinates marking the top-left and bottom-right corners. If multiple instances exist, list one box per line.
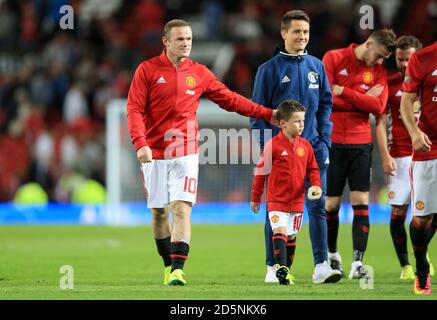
left=307, top=71, right=319, bottom=89
left=186, top=76, right=196, bottom=88
left=388, top=191, right=395, bottom=199
left=271, top=215, right=279, bottom=223
left=297, top=147, right=305, bottom=157
left=362, top=71, right=374, bottom=84
left=415, top=200, right=425, bottom=211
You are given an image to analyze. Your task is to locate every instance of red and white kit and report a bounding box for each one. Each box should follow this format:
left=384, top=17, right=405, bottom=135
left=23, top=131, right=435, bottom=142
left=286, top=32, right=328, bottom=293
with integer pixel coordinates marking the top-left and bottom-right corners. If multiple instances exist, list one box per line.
left=403, top=42, right=437, bottom=216
left=385, top=72, right=420, bottom=205
left=128, top=51, right=273, bottom=207
left=251, top=132, right=321, bottom=234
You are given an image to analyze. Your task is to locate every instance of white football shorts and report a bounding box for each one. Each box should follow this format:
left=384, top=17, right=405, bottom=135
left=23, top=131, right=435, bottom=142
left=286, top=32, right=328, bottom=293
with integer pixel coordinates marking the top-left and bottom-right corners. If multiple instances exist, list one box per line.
left=410, top=158, right=437, bottom=216
left=141, top=153, right=199, bottom=208
left=387, top=156, right=412, bottom=206
left=268, top=211, right=303, bottom=236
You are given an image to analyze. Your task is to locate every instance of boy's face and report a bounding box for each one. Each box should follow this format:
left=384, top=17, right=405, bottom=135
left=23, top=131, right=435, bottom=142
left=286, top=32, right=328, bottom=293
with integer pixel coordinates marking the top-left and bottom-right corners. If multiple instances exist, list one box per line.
left=280, top=111, right=305, bottom=137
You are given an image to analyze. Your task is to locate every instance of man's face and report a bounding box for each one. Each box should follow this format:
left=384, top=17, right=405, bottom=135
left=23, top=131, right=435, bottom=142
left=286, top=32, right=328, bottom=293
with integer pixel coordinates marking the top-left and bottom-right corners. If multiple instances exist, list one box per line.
left=362, top=41, right=391, bottom=67
left=281, top=20, right=309, bottom=54
left=280, top=112, right=305, bottom=137
left=395, top=47, right=416, bottom=76
left=163, top=26, right=192, bottom=59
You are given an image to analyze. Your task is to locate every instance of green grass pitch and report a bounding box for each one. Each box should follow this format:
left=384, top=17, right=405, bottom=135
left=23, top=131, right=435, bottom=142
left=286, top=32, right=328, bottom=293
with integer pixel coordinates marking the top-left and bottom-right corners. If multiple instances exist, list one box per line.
left=0, top=224, right=436, bottom=300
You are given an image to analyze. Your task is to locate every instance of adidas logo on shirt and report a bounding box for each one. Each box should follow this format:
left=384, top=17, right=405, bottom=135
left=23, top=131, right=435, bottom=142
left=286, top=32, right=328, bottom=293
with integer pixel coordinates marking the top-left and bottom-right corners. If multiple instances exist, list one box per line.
left=395, top=90, right=402, bottom=97
left=157, top=76, right=166, bottom=84
left=281, top=75, right=290, bottom=83
left=281, top=150, right=288, bottom=156
left=338, top=69, right=348, bottom=76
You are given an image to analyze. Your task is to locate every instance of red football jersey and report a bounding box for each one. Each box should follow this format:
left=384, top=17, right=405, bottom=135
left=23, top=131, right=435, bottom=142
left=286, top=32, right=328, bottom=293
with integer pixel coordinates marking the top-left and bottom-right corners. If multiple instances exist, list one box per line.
left=127, top=51, right=273, bottom=159
left=403, top=42, right=437, bottom=161
left=251, top=132, right=321, bottom=213
left=386, top=72, right=419, bottom=157
left=323, top=44, right=388, bottom=144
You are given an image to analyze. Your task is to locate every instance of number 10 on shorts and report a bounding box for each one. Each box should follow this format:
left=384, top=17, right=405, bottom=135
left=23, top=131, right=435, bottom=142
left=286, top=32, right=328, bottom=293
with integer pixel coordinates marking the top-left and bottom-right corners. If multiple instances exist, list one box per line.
left=183, top=176, right=197, bottom=194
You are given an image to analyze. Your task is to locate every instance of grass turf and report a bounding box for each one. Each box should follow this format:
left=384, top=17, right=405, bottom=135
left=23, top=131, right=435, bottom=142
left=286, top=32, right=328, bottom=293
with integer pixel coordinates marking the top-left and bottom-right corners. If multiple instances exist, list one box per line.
left=0, top=224, right=436, bottom=300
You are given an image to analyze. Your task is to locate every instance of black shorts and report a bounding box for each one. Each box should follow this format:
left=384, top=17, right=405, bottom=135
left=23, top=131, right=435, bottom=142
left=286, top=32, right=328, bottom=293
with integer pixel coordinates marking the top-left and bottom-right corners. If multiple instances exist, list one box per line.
left=326, top=144, right=373, bottom=196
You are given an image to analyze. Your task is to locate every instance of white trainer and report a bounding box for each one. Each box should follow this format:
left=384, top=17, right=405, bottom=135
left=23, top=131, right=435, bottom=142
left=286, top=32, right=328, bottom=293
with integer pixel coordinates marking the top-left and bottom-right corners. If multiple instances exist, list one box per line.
left=328, top=251, right=345, bottom=278
left=348, top=261, right=368, bottom=279
left=265, top=265, right=279, bottom=283
left=312, top=261, right=342, bottom=284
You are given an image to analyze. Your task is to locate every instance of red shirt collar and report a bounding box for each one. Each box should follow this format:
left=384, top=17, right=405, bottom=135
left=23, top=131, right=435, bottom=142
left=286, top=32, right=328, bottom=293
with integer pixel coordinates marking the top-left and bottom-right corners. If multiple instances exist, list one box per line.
left=277, top=131, right=299, bottom=144
left=347, top=43, right=360, bottom=60
left=159, top=50, right=190, bottom=69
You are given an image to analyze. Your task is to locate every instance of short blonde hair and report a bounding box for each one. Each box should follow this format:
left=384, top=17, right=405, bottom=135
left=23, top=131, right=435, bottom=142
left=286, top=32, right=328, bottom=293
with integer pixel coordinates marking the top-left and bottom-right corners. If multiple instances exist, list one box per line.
left=164, top=19, right=191, bottom=38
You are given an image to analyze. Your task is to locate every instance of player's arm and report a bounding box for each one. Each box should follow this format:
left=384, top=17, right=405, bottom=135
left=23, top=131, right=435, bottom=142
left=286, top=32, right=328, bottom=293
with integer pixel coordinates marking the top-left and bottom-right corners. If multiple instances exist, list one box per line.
left=375, top=114, right=396, bottom=175
left=400, top=52, right=431, bottom=153
left=338, top=69, right=389, bottom=115
left=127, top=64, right=153, bottom=162
left=203, top=67, right=277, bottom=125
left=317, top=63, right=334, bottom=147
left=400, top=92, right=431, bottom=152
left=306, top=144, right=322, bottom=200
left=322, top=52, right=357, bottom=112
left=250, top=65, right=275, bottom=150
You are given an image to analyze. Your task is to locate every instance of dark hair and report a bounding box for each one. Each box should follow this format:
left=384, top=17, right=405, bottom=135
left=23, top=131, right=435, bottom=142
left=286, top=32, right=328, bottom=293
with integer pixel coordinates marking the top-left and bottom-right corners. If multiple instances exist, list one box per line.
left=281, top=10, right=310, bottom=31
left=277, top=99, right=306, bottom=122
left=369, top=29, right=397, bottom=52
left=164, top=19, right=191, bottom=38
left=396, top=35, right=423, bottom=50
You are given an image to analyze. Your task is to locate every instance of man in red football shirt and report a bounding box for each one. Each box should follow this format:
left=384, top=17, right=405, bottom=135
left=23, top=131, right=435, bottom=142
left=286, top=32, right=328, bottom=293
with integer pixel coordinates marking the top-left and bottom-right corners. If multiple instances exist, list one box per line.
left=400, top=41, right=437, bottom=295
left=127, top=19, right=277, bottom=286
left=374, top=36, right=436, bottom=281
left=251, top=99, right=323, bottom=285
left=322, top=29, right=396, bottom=279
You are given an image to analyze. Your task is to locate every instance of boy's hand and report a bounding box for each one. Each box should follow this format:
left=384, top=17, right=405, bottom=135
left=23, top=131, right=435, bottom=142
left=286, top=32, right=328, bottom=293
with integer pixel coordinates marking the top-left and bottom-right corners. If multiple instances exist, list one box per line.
left=308, top=186, right=322, bottom=200
left=250, top=202, right=260, bottom=213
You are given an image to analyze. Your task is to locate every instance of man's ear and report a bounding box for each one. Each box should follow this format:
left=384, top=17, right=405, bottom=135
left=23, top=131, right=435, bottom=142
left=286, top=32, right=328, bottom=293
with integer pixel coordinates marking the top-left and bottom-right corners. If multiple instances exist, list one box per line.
left=162, top=36, right=168, bottom=48
left=280, top=29, right=287, bottom=41
left=365, top=40, right=372, bottom=49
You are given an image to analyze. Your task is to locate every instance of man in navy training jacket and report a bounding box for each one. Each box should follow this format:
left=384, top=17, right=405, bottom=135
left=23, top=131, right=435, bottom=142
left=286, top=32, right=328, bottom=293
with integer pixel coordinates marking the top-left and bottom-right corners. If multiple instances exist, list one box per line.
left=250, top=9, right=341, bottom=284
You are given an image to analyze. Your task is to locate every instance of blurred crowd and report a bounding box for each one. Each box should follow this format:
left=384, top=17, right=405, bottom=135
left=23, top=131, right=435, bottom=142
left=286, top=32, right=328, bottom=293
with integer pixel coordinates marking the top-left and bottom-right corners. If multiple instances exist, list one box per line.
left=0, top=0, right=435, bottom=202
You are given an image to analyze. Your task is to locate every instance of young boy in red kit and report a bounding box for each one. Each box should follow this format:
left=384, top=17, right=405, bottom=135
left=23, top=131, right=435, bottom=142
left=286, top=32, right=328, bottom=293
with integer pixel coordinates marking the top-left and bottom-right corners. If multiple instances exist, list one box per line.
left=251, top=99, right=322, bottom=285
